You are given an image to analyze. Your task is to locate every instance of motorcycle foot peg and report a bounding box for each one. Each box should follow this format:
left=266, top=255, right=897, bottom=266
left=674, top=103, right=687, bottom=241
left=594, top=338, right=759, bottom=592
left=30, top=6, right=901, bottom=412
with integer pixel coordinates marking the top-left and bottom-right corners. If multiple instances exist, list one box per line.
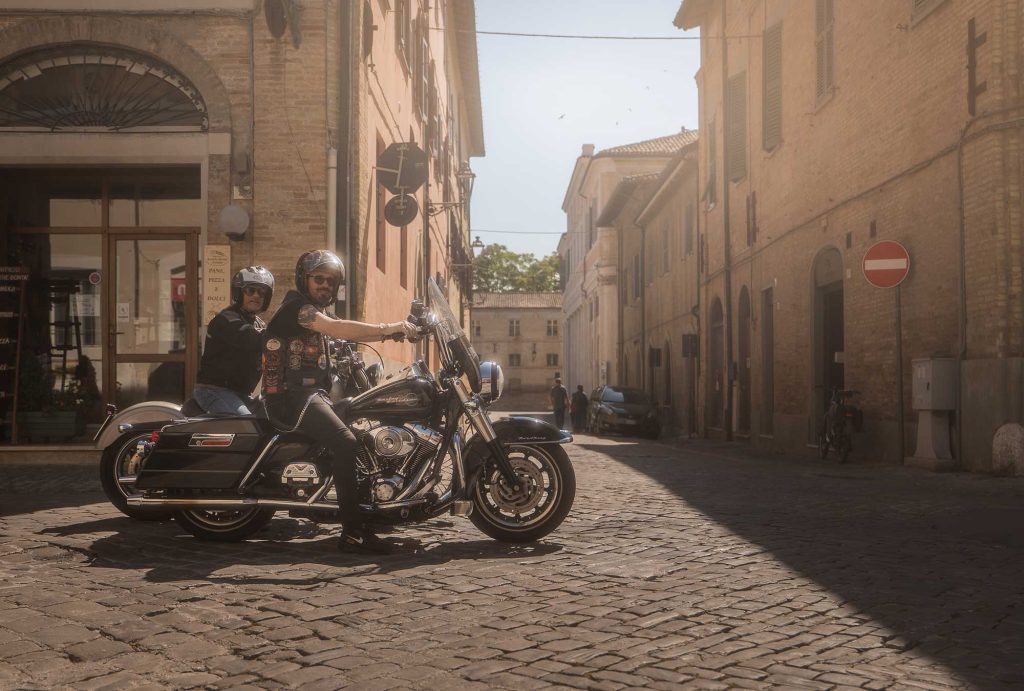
left=451, top=500, right=473, bottom=517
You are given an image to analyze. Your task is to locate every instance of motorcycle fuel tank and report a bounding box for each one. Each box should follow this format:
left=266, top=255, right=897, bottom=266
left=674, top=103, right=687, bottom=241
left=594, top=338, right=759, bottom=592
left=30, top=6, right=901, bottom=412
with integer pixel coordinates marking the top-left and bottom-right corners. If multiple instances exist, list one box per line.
left=345, top=374, right=436, bottom=422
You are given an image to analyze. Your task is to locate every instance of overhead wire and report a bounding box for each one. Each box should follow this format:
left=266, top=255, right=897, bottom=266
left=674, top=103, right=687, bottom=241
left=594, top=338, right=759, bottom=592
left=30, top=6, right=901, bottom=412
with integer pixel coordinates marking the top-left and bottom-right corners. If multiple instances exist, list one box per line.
left=429, top=27, right=761, bottom=41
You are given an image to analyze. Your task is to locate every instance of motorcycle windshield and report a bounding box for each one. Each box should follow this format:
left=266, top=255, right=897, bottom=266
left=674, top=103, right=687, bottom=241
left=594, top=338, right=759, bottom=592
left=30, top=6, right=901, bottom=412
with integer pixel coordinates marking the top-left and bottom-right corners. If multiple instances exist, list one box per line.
left=427, top=278, right=482, bottom=392
left=428, top=277, right=465, bottom=344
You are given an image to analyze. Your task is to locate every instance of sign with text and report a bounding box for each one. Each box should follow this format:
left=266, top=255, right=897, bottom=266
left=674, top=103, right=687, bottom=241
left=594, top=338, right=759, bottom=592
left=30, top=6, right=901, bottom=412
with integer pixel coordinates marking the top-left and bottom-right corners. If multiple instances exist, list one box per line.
left=203, top=245, right=232, bottom=324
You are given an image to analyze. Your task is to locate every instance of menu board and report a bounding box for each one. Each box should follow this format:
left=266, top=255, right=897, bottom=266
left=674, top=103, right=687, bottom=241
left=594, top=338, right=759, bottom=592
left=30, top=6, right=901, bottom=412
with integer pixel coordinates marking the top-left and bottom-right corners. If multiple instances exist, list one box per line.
left=203, top=245, right=231, bottom=324
left=0, top=266, right=29, bottom=442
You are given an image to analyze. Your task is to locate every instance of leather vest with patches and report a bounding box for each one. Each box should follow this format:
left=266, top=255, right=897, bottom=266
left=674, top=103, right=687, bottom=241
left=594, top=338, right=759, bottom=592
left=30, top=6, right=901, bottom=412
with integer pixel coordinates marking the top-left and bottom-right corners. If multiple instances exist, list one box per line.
left=262, top=291, right=331, bottom=396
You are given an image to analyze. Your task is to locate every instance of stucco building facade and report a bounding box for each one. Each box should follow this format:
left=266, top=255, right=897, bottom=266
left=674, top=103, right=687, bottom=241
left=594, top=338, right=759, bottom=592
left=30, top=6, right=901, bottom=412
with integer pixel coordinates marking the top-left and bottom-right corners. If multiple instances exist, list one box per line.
left=676, top=0, right=1024, bottom=470
left=470, top=292, right=562, bottom=410
left=0, top=0, right=483, bottom=446
left=559, top=131, right=697, bottom=398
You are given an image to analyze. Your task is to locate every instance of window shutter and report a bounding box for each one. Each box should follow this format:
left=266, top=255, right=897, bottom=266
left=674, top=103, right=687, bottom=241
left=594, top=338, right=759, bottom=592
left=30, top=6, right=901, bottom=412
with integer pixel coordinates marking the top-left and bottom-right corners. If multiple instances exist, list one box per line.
left=685, top=203, right=694, bottom=255
left=762, top=22, right=783, bottom=150
left=706, top=117, right=717, bottom=206
left=815, top=0, right=835, bottom=103
left=726, top=72, right=747, bottom=182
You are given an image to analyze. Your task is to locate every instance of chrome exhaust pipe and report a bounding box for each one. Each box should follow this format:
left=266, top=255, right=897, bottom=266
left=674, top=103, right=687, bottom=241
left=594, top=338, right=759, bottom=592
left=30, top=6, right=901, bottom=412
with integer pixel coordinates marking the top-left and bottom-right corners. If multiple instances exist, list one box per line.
left=125, top=495, right=337, bottom=511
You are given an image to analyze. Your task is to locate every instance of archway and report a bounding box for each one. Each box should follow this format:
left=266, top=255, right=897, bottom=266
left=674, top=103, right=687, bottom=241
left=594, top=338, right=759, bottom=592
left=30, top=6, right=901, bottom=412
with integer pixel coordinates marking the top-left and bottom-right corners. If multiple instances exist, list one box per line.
left=812, top=247, right=845, bottom=437
left=708, top=298, right=724, bottom=430
left=737, top=287, right=751, bottom=435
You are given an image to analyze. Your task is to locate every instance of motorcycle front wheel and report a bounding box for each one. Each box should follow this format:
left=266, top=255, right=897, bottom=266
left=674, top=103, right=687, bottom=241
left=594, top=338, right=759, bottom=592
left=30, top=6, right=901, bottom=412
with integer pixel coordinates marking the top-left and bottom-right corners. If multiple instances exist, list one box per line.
left=174, top=507, right=275, bottom=542
left=470, top=443, right=575, bottom=543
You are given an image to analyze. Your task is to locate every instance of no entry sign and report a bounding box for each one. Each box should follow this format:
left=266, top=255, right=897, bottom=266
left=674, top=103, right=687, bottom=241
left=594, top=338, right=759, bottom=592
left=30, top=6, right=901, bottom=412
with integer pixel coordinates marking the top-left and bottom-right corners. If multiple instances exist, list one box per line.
left=863, top=240, right=910, bottom=288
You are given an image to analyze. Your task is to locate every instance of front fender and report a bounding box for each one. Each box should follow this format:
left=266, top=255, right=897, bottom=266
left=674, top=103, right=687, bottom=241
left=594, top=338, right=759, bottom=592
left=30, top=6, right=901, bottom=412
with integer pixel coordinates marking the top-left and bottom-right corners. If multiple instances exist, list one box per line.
left=462, top=415, right=572, bottom=478
left=95, top=401, right=183, bottom=450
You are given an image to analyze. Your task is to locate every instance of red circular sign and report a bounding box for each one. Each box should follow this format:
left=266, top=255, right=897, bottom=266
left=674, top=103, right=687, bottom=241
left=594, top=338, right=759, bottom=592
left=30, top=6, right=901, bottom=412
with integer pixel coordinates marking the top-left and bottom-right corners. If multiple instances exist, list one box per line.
left=88, top=271, right=101, bottom=286
left=863, top=240, right=910, bottom=288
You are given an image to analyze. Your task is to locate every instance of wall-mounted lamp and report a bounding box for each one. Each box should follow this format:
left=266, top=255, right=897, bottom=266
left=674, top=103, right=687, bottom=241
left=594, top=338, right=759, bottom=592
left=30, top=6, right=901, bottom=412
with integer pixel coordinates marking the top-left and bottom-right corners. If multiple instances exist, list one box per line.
left=428, top=162, right=476, bottom=216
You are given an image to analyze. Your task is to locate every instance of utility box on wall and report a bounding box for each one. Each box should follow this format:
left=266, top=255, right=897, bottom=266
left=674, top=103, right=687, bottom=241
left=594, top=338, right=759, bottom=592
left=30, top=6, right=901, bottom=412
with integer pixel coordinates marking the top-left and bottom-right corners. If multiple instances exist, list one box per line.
left=907, top=356, right=957, bottom=469
left=912, top=357, right=956, bottom=411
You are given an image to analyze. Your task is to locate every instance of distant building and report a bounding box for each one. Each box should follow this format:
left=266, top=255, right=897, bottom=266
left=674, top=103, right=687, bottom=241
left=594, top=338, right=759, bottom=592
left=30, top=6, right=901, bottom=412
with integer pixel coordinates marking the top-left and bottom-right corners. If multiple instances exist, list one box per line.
left=471, top=292, right=562, bottom=410
left=560, top=130, right=697, bottom=397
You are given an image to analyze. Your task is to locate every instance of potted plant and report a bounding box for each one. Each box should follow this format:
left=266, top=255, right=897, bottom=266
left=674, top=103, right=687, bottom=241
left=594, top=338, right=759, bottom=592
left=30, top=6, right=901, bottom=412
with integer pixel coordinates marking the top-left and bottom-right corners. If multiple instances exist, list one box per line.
left=8, top=354, right=92, bottom=442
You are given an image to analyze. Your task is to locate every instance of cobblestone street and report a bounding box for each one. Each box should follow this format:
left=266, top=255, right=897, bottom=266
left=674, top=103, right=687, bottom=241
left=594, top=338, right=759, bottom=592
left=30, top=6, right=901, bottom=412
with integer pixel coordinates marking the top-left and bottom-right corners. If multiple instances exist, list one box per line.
left=2, top=435, right=1023, bottom=690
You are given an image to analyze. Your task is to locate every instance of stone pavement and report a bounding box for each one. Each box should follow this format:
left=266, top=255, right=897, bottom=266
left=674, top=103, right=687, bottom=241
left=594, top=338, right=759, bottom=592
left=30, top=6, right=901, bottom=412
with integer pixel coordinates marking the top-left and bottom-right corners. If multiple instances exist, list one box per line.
left=1, top=434, right=1023, bottom=690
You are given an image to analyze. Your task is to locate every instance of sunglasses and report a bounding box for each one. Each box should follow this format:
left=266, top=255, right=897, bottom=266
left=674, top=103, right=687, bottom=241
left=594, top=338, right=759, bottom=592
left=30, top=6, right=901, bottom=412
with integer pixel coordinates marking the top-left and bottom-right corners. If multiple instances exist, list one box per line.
left=243, top=286, right=268, bottom=297
left=309, top=275, right=338, bottom=286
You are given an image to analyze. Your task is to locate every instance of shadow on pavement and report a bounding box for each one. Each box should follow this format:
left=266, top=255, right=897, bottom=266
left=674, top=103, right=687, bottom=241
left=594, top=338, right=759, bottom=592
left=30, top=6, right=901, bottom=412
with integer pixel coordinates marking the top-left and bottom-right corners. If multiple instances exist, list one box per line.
left=578, top=438, right=1024, bottom=690
left=41, top=513, right=563, bottom=584
left=0, top=464, right=103, bottom=517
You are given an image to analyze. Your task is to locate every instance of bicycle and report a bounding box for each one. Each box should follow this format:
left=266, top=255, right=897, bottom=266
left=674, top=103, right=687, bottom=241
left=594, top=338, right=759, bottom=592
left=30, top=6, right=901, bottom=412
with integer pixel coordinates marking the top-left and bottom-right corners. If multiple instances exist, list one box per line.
left=817, top=388, right=862, bottom=463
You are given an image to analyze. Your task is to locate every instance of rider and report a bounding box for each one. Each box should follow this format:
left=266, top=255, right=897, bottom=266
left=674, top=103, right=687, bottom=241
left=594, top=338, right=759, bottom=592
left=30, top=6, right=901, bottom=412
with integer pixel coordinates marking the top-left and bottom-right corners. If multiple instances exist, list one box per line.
left=193, top=266, right=274, bottom=415
left=262, top=250, right=417, bottom=554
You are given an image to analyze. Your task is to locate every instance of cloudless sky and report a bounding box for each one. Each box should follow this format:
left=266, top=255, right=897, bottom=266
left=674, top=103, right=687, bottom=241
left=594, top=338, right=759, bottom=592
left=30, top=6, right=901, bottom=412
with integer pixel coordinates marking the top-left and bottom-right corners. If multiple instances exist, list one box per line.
left=469, top=0, right=701, bottom=259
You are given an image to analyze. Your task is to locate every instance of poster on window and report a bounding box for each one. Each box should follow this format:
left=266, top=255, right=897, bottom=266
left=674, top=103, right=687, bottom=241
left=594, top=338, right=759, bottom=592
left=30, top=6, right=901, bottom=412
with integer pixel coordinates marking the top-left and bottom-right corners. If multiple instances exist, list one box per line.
left=203, top=245, right=231, bottom=324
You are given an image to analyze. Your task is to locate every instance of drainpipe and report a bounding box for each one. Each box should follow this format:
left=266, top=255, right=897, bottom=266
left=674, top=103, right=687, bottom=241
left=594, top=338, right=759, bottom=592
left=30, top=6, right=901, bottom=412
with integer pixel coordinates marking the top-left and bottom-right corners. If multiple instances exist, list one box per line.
left=327, top=148, right=337, bottom=255
left=720, top=0, right=734, bottom=441
left=640, top=222, right=647, bottom=392
left=337, top=0, right=354, bottom=319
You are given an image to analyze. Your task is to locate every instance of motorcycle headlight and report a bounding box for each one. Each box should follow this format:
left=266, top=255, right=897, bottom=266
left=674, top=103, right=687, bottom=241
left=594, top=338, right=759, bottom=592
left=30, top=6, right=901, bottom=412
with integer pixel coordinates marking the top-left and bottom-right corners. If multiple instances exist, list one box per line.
left=479, top=361, right=504, bottom=404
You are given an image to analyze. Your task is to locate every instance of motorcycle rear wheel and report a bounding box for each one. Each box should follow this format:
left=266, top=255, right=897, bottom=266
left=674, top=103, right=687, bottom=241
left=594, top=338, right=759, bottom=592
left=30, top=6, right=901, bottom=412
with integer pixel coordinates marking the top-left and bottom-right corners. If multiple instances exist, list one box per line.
left=100, top=432, right=174, bottom=521
left=817, top=432, right=830, bottom=460
left=174, top=507, right=275, bottom=542
left=470, top=443, right=575, bottom=543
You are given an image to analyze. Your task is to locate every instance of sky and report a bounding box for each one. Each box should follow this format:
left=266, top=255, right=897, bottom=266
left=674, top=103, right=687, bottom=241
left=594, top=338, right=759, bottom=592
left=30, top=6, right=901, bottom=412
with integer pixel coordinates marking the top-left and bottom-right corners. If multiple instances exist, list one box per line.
left=469, top=0, right=701, bottom=259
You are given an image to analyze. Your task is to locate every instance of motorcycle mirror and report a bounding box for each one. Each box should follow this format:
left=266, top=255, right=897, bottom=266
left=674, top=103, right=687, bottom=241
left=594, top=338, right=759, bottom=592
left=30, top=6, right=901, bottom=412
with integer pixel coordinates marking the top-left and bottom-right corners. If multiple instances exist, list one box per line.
left=410, top=299, right=425, bottom=318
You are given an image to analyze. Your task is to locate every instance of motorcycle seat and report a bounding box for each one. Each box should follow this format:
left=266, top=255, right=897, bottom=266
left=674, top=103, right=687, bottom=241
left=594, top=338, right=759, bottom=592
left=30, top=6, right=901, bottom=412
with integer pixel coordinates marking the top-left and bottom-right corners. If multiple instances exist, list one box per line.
left=332, top=397, right=353, bottom=420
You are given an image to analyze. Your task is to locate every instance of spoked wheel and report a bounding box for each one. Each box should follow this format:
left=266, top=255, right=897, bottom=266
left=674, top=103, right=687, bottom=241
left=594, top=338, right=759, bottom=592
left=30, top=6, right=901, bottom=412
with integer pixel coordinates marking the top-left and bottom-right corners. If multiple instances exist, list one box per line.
left=174, top=507, right=274, bottom=542
left=470, top=444, right=575, bottom=543
left=817, top=430, right=830, bottom=460
left=100, top=432, right=174, bottom=521
left=838, top=434, right=852, bottom=464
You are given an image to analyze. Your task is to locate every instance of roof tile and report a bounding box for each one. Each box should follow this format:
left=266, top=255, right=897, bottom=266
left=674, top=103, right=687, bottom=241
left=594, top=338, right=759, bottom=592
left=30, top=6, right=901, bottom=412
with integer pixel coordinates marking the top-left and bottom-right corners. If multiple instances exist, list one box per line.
left=472, top=293, right=562, bottom=309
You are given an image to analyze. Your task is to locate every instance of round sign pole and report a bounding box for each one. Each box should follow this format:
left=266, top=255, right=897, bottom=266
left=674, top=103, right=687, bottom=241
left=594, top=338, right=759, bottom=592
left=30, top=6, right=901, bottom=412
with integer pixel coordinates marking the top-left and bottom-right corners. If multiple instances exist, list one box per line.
left=863, top=240, right=911, bottom=462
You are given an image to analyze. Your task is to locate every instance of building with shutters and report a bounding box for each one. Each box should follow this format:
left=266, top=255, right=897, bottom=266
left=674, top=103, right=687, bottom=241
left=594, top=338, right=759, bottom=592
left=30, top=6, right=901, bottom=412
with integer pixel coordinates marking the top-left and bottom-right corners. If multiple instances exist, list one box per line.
left=675, top=0, right=1024, bottom=472
left=0, top=0, right=483, bottom=449
left=598, top=139, right=701, bottom=436
left=470, top=292, right=563, bottom=411
left=559, top=131, right=697, bottom=399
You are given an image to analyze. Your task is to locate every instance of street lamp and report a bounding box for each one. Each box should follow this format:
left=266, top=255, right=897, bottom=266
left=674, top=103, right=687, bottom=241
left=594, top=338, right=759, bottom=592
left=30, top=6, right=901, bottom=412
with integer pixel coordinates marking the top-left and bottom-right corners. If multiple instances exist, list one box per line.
left=470, top=235, right=484, bottom=255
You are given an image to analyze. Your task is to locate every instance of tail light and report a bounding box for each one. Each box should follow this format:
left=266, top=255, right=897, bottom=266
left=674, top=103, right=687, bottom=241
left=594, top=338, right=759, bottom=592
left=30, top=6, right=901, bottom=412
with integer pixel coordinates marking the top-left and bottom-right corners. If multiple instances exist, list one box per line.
left=150, top=430, right=160, bottom=443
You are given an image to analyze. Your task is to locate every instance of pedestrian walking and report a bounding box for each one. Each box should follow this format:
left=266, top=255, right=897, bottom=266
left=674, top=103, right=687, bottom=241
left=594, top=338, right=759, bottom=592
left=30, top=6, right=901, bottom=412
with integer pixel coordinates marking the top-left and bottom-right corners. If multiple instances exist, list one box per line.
left=550, top=378, right=570, bottom=429
left=571, top=385, right=588, bottom=433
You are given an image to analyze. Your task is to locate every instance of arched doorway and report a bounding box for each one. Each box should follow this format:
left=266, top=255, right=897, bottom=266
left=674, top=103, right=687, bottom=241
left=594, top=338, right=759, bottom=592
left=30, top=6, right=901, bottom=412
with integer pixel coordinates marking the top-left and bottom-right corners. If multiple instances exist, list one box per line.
left=708, top=298, right=724, bottom=430
left=737, top=287, right=751, bottom=435
left=812, top=247, right=845, bottom=437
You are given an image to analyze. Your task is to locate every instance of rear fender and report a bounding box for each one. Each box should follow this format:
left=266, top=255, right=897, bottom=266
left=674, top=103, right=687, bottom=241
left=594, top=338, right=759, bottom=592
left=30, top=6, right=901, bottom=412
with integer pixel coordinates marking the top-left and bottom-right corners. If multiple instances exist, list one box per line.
left=95, top=402, right=183, bottom=450
left=463, top=416, right=572, bottom=477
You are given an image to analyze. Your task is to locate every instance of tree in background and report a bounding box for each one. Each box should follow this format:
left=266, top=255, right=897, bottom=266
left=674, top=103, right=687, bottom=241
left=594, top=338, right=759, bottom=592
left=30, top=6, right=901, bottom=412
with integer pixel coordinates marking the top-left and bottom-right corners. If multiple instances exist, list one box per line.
left=473, top=244, right=560, bottom=292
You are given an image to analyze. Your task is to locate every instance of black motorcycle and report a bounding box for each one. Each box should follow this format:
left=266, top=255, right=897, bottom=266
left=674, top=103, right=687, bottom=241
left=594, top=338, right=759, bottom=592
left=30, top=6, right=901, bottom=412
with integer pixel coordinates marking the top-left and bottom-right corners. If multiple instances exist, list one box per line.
left=101, top=279, right=576, bottom=544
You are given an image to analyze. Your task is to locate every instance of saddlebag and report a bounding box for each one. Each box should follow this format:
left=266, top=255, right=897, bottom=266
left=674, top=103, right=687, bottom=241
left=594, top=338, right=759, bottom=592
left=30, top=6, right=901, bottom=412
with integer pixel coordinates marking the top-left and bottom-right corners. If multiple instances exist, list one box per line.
left=135, top=418, right=267, bottom=490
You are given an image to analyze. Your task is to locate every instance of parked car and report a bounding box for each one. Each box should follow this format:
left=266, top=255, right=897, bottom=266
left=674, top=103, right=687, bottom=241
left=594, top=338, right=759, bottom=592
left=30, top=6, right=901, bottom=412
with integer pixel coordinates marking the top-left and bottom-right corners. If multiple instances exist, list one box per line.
left=586, top=386, right=661, bottom=439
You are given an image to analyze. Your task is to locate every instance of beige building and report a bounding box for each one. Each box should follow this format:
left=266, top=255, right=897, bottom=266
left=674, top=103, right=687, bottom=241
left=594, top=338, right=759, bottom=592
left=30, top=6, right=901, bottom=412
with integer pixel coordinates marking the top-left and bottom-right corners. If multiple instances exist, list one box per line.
left=598, top=141, right=701, bottom=435
left=676, top=0, right=1024, bottom=471
left=0, top=0, right=483, bottom=447
left=560, top=131, right=696, bottom=397
left=470, top=292, right=562, bottom=411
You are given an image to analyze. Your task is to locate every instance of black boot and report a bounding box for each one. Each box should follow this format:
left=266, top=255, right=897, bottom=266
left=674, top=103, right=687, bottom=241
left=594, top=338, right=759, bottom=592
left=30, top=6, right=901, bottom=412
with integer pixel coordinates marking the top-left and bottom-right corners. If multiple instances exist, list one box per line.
left=337, top=525, right=391, bottom=555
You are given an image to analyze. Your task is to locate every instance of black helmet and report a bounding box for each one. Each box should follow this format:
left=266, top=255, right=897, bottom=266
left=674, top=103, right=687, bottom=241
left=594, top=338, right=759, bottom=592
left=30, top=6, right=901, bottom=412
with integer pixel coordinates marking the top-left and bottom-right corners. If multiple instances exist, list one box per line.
left=295, top=250, right=345, bottom=305
left=230, top=265, right=274, bottom=312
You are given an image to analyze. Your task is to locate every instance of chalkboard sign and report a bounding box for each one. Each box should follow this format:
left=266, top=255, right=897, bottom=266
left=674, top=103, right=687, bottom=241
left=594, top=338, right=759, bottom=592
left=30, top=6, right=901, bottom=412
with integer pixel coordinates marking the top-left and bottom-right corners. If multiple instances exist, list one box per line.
left=0, top=266, right=28, bottom=443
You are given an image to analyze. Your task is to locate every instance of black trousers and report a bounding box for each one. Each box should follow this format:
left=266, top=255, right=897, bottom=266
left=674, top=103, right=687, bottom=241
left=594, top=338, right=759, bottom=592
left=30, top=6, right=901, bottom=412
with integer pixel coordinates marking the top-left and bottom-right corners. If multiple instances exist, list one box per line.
left=268, top=392, right=361, bottom=526
left=553, top=407, right=566, bottom=429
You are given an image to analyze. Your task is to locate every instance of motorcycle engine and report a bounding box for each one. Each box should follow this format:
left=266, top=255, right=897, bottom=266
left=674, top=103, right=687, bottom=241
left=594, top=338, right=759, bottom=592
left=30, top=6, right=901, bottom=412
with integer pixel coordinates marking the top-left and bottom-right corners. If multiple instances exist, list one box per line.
left=358, top=424, right=442, bottom=503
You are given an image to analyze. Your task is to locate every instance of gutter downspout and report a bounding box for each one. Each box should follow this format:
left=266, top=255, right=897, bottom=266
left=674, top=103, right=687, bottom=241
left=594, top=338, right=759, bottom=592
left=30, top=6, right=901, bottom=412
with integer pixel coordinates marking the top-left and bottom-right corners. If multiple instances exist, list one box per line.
left=640, top=222, right=647, bottom=394
left=720, top=0, right=734, bottom=441
left=327, top=148, right=337, bottom=255
left=694, top=151, right=702, bottom=438
left=337, top=0, right=355, bottom=319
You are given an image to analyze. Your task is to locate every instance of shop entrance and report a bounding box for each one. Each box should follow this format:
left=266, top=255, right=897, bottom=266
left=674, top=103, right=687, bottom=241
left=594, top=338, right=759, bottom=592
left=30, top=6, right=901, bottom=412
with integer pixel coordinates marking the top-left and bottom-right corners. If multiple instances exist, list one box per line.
left=0, top=167, right=201, bottom=444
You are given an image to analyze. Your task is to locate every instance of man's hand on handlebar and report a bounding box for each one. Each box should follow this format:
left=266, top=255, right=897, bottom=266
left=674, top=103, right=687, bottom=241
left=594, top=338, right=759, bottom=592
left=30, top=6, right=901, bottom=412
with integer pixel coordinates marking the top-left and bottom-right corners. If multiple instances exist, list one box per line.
left=379, top=320, right=420, bottom=342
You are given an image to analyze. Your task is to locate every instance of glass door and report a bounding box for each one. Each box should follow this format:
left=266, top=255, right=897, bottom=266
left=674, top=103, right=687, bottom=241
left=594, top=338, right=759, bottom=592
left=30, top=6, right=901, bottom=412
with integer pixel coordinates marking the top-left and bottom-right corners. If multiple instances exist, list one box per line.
left=107, top=235, right=197, bottom=408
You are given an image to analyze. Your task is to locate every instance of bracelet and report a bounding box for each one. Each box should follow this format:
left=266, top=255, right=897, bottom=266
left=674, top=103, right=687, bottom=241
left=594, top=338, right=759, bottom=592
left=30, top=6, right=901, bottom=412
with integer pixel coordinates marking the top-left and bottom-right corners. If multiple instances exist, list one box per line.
left=378, top=322, right=387, bottom=340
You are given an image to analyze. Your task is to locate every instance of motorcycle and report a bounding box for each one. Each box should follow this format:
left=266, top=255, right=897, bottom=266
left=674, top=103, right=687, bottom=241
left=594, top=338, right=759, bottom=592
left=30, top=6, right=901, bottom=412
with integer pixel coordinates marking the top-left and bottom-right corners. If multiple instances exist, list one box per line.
left=94, top=340, right=383, bottom=522
left=100, top=278, right=576, bottom=544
